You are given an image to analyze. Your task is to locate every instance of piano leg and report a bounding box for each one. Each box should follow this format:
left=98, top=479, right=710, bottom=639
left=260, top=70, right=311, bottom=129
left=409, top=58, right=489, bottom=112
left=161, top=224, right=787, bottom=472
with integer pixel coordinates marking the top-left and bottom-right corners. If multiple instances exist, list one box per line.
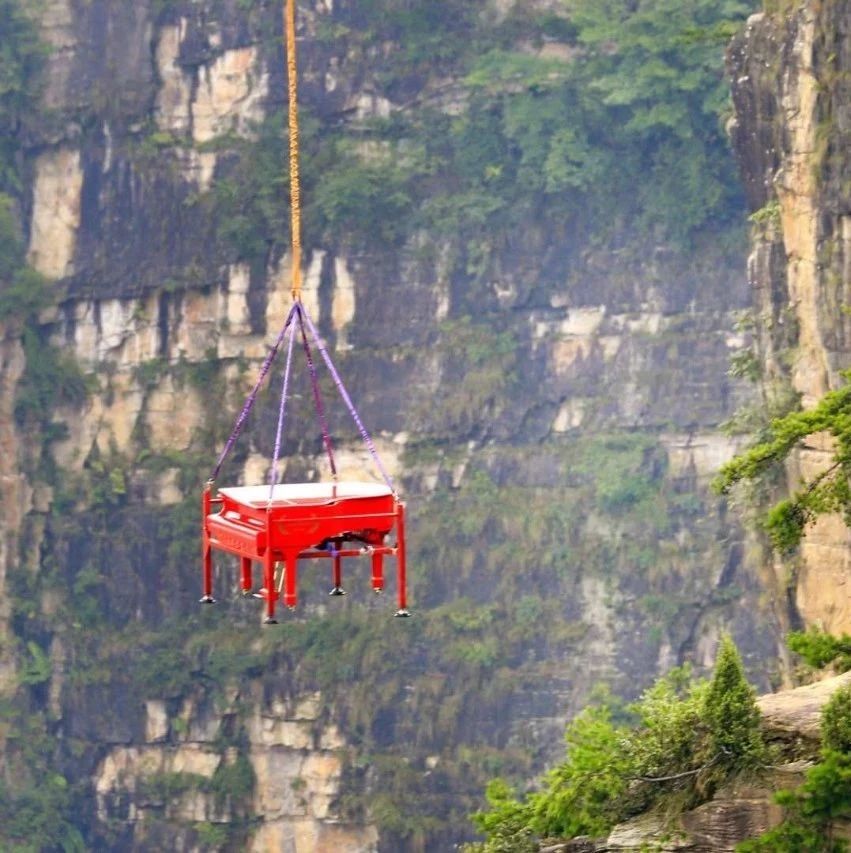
left=330, top=549, right=346, bottom=596
left=284, top=552, right=298, bottom=609
left=372, top=550, right=384, bottom=593
left=395, top=502, right=410, bottom=617
left=263, top=550, right=277, bottom=624
left=200, top=490, right=215, bottom=604
left=201, top=541, right=215, bottom=604
left=240, top=557, right=253, bottom=595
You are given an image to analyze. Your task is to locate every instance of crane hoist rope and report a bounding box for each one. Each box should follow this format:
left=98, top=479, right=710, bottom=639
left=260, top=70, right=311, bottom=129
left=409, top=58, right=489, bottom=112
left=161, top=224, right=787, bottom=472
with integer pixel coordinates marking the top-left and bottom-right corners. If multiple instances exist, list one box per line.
left=284, top=0, right=302, bottom=302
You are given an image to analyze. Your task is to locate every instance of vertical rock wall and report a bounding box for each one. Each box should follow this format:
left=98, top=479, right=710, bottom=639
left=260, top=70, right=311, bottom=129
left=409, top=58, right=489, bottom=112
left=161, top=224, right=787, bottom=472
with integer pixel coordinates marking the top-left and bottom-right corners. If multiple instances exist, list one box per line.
left=730, top=1, right=851, bottom=636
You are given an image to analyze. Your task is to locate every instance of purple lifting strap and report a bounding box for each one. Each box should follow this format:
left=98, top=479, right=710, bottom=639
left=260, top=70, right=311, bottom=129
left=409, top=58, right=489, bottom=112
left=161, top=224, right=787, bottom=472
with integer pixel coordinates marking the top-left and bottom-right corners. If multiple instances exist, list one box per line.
left=296, top=304, right=338, bottom=482
left=299, top=304, right=396, bottom=494
left=268, top=316, right=297, bottom=502
left=210, top=302, right=297, bottom=482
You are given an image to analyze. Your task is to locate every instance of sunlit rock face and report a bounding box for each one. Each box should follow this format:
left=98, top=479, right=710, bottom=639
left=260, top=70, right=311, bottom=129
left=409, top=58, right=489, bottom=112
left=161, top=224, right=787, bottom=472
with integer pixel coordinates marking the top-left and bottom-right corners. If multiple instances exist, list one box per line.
left=0, top=0, right=812, bottom=849
left=729, top=4, right=851, bottom=636
left=93, top=690, right=377, bottom=852
left=28, top=148, right=84, bottom=279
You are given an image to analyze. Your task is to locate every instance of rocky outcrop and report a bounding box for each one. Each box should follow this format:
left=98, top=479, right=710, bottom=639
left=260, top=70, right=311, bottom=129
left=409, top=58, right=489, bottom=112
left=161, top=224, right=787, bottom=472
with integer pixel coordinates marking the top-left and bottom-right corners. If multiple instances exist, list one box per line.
left=758, top=669, right=851, bottom=741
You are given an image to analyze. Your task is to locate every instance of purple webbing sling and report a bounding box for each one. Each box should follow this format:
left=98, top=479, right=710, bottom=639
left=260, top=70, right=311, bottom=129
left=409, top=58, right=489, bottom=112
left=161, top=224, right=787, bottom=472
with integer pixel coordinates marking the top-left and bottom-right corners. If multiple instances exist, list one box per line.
left=299, top=304, right=396, bottom=494
left=210, top=302, right=297, bottom=482
left=296, top=304, right=338, bottom=482
left=268, top=315, right=297, bottom=502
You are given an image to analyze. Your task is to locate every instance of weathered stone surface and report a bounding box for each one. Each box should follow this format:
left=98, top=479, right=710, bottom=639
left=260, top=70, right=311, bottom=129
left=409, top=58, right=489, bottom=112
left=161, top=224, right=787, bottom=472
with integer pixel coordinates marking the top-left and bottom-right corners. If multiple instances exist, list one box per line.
left=192, top=46, right=268, bottom=144
left=597, top=784, right=784, bottom=853
left=154, top=22, right=192, bottom=135
left=250, top=819, right=379, bottom=853
left=0, top=329, right=25, bottom=697
left=144, top=700, right=169, bottom=743
left=28, top=148, right=84, bottom=278
left=758, top=670, right=851, bottom=741
left=605, top=814, right=694, bottom=851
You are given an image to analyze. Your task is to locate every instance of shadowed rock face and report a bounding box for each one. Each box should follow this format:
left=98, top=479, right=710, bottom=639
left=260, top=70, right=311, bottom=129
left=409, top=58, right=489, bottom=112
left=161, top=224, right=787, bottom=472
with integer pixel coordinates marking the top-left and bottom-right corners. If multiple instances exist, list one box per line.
left=0, top=0, right=826, bottom=850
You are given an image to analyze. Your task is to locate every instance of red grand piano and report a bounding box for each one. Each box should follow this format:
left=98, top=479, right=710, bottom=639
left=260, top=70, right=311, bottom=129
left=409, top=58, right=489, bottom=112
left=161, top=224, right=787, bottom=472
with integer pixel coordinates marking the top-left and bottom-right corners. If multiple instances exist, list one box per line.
left=202, top=480, right=408, bottom=623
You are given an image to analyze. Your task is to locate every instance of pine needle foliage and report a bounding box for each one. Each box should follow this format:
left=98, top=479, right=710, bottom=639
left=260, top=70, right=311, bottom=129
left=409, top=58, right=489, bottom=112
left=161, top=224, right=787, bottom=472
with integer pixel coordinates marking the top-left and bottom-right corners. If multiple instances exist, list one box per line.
left=705, top=634, right=766, bottom=769
left=714, top=372, right=851, bottom=551
left=822, top=686, right=851, bottom=755
left=787, top=628, right=851, bottom=674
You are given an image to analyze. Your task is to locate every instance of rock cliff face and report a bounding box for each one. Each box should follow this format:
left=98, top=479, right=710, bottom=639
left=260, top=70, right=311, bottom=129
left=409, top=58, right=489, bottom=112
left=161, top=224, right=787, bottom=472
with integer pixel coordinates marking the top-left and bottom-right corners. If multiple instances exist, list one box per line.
left=0, top=0, right=808, bottom=850
left=729, top=0, right=851, bottom=636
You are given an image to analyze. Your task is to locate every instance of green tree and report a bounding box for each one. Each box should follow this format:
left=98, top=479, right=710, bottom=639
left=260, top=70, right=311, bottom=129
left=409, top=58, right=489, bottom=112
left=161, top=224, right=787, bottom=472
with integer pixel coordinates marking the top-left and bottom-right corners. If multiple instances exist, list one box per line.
left=787, top=628, right=851, bottom=674
left=822, top=686, right=851, bottom=755
left=527, top=705, right=633, bottom=838
left=466, top=779, right=537, bottom=853
left=714, top=373, right=851, bottom=551
left=704, top=634, right=765, bottom=768
left=469, top=646, right=765, bottom=849
left=564, top=0, right=753, bottom=240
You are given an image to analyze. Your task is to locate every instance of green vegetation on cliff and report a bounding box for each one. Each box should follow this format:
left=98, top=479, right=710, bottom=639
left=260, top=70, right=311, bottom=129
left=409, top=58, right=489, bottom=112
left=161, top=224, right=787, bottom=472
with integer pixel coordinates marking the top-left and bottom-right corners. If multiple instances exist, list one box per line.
left=0, top=0, right=48, bottom=318
left=0, top=0, right=44, bottom=193
left=715, top=371, right=851, bottom=551
left=465, top=637, right=766, bottom=850
left=787, top=628, right=851, bottom=674
left=204, top=0, right=753, bottom=280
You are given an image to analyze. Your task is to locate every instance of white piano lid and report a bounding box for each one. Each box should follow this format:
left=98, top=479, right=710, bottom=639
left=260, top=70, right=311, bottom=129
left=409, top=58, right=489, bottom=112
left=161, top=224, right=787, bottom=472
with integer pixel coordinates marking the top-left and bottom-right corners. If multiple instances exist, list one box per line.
left=218, top=481, right=393, bottom=507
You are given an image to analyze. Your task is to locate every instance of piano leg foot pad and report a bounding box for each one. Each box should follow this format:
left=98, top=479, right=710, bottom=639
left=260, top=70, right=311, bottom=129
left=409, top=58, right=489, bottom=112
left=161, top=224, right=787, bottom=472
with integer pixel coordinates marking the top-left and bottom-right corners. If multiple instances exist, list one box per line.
left=329, top=587, right=347, bottom=596
left=200, top=595, right=216, bottom=604
left=395, top=609, right=411, bottom=618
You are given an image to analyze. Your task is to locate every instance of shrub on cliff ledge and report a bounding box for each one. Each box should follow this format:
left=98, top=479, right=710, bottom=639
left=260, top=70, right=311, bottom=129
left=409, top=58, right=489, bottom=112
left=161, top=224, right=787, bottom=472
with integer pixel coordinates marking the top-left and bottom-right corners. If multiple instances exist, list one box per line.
left=467, top=641, right=766, bottom=850
left=787, top=627, right=851, bottom=674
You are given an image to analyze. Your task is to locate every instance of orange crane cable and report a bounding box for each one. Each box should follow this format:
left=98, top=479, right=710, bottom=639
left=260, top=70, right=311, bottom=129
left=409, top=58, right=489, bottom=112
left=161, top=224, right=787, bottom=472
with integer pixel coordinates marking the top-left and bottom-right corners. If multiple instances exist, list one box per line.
left=284, top=0, right=302, bottom=302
